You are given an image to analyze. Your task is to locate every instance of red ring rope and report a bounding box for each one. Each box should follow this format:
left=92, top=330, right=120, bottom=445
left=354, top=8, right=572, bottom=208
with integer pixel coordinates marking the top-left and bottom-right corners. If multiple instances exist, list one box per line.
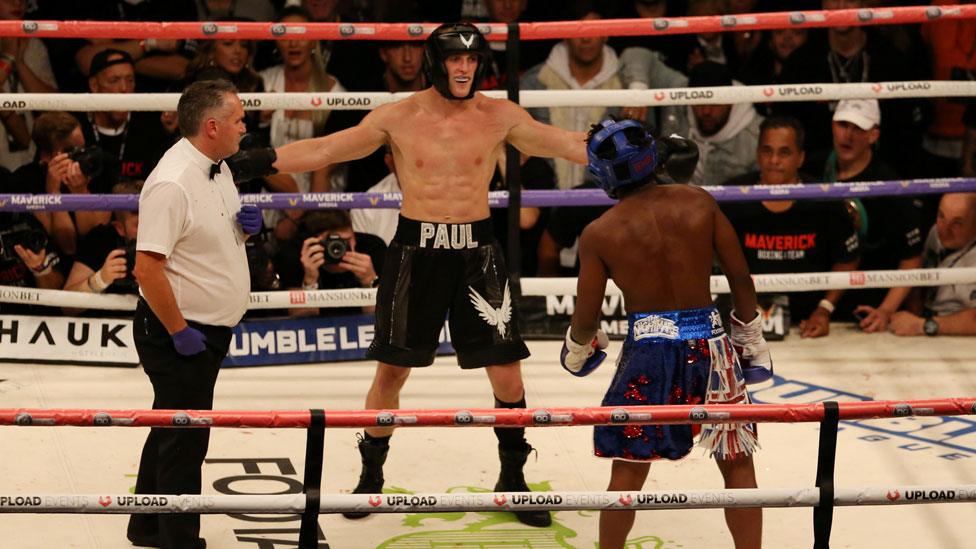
left=2, top=399, right=972, bottom=429
left=0, top=6, right=974, bottom=41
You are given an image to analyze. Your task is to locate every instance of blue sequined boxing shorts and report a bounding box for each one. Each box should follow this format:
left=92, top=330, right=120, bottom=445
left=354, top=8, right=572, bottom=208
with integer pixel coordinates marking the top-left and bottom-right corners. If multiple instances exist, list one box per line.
left=594, top=306, right=755, bottom=461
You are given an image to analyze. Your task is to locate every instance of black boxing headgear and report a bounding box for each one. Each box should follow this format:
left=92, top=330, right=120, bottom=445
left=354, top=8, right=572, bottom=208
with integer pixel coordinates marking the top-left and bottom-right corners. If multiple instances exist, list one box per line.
left=423, top=22, right=491, bottom=101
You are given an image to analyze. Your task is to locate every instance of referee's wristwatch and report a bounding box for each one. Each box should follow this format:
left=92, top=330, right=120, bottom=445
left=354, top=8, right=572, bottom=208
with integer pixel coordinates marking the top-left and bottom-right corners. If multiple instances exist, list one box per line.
left=923, top=318, right=939, bottom=336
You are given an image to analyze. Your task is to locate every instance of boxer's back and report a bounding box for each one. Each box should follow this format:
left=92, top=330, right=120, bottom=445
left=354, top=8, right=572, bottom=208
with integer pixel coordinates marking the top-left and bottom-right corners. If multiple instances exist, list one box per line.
left=584, top=183, right=720, bottom=312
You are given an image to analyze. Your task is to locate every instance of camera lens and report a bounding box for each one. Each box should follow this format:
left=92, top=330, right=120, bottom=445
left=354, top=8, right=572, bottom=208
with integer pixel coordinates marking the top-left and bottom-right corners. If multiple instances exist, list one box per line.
left=321, top=234, right=348, bottom=265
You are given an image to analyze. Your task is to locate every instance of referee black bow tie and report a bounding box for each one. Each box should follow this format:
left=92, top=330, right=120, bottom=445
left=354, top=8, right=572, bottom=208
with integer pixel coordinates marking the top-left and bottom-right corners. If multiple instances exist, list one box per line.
left=209, top=160, right=223, bottom=180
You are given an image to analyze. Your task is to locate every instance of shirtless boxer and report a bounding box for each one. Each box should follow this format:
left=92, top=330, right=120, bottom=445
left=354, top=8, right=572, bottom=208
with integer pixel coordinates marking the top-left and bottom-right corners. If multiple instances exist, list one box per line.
left=561, top=118, right=771, bottom=548
left=237, top=22, right=589, bottom=526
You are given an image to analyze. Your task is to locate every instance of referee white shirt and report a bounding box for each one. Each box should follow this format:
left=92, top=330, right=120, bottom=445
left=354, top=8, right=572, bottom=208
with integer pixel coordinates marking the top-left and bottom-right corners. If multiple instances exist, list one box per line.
left=136, top=138, right=250, bottom=326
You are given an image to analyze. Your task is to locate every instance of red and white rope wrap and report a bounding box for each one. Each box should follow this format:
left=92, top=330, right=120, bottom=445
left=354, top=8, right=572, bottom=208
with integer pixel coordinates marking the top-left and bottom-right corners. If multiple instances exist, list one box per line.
left=2, top=399, right=973, bottom=429
left=1, top=486, right=974, bottom=514
left=1, top=5, right=974, bottom=40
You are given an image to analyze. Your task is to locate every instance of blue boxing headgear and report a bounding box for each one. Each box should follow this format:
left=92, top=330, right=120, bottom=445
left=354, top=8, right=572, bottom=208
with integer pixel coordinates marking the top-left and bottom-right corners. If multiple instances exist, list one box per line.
left=423, top=22, right=491, bottom=101
left=586, top=119, right=658, bottom=199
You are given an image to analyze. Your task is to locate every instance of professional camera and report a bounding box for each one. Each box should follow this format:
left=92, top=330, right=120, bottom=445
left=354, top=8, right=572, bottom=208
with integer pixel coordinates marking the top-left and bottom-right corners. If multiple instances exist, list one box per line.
left=320, top=233, right=349, bottom=265
left=0, top=222, right=49, bottom=261
left=66, top=145, right=106, bottom=179
left=114, top=240, right=139, bottom=293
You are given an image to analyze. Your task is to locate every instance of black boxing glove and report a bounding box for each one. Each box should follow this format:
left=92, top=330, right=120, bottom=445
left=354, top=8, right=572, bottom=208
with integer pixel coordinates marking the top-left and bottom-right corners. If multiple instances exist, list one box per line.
left=655, top=134, right=699, bottom=184
left=225, top=147, right=278, bottom=183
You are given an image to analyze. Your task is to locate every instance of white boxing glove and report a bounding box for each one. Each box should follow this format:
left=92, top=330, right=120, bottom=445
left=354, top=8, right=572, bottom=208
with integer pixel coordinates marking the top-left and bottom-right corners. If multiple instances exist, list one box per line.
left=560, top=327, right=610, bottom=377
left=730, top=309, right=774, bottom=384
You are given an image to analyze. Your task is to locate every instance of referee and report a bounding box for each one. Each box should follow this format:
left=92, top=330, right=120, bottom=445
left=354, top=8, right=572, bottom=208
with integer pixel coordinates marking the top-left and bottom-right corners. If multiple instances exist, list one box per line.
left=126, top=80, right=262, bottom=549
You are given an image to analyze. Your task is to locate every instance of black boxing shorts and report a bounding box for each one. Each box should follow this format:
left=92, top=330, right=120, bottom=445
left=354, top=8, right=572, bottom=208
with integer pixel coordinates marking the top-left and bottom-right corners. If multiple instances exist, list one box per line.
left=366, top=216, right=530, bottom=368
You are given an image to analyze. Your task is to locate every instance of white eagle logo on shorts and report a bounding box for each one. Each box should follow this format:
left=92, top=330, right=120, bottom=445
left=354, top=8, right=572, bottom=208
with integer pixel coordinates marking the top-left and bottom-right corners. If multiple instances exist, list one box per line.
left=468, top=282, right=512, bottom=338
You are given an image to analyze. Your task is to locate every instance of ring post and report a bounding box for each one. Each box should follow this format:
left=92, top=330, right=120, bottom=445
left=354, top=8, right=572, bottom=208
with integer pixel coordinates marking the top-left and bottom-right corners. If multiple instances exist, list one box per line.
left=299, top=409, right=326, bottom=548
left=813, top=401, right=839, bottom=549
left=505, top=21, right=522, bottom=293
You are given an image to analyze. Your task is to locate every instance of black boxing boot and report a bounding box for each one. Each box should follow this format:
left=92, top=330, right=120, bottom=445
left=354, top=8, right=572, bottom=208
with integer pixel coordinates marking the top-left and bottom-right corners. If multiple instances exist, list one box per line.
left=343, top=433, right=390, bottom=520
left=494, top=441, right=553, bottom=528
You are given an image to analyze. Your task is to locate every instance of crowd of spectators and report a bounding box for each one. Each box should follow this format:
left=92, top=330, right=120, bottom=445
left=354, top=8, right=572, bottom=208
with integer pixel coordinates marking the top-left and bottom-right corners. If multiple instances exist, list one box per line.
left=0, top=0, right=974, bottom=337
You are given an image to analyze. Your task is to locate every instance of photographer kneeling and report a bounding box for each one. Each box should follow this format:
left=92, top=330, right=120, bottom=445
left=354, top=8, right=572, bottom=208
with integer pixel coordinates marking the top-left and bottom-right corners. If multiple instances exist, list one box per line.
left=274, top=210, right=386, bottom=316
left=62, top=181, right=142, bottom=313
left=0, top=210, right=64, bottom=315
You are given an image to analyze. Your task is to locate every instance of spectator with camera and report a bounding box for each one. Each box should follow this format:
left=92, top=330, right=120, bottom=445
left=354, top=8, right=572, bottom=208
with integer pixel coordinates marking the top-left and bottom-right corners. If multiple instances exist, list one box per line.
left=62, top=181, right=142, bottom=309
left=0, top=208, right=65, bottom=314
left=11, top=111, right=89, bottom=256
left=274, top=210, right=386, bottom=317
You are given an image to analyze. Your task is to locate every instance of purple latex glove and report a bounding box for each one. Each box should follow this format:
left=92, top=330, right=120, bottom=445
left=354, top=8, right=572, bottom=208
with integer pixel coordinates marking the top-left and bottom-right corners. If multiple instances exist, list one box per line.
left=236, top=204, right=262, bottom=235
left=172, top=326, right=207, bottom=356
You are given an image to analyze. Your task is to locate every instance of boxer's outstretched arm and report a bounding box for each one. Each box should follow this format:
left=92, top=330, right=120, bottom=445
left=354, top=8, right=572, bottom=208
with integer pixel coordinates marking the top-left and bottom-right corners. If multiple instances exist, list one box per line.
left=714, top=203, right=758, bottom=320
left=506, top=104, right=587, bottom=164
left=273, top=110, right=387, bottom=174
left=570, top=224, right=609, bottom=344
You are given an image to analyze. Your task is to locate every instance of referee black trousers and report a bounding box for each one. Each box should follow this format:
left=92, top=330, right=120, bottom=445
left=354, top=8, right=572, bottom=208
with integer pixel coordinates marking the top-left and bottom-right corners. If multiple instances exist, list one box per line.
left=127, top=299, right=233, bottom=549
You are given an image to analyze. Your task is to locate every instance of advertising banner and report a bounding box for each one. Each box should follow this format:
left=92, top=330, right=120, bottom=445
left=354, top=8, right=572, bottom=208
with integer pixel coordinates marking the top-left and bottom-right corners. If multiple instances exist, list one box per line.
left=0, top=315, right=454, bottom=367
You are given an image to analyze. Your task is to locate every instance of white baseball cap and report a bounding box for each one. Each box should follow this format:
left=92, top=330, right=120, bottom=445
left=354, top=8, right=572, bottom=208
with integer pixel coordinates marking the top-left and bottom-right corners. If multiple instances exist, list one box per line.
left=833, top=99, right=881, bottom=130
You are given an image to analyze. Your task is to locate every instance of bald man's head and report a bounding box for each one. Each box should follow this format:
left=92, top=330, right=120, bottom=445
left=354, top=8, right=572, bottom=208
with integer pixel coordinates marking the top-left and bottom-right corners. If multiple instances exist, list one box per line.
left=936, top=193, right=976, bottom=250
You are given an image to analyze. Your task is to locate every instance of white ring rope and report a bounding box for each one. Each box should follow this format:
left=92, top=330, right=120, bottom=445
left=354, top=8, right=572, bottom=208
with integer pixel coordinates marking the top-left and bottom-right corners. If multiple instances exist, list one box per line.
left=1, top=81, right=973, bottom=111
left=1, top=268, right=973, bottom=311
left=2, top=485, right=973, bottom=514
left=524, top=267, right=976, bottom=298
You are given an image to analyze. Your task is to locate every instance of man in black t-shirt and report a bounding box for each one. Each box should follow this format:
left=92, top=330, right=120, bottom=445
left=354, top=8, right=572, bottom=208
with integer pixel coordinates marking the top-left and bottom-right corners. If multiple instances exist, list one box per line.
left=809, top=100, right=924, bottom=330
left=73, top=49, right=170, bottom=197
left=723, top=116, right=860, bottom=337
left=274, top=210, right=386, bottom=317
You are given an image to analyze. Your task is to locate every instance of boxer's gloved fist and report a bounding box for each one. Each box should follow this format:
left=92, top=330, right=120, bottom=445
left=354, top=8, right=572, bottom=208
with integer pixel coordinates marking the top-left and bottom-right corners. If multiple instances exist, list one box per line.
left=225, top=147, right=278, bottom=183
left=730, top=309, right=774, bottom=384
left=655, top=134, right=699, bottom=184
left=560, top=327, right=610, bottom=377
left=237, top=204, right=262, bottom=235
left=172, top=326, right=207, bottom=356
